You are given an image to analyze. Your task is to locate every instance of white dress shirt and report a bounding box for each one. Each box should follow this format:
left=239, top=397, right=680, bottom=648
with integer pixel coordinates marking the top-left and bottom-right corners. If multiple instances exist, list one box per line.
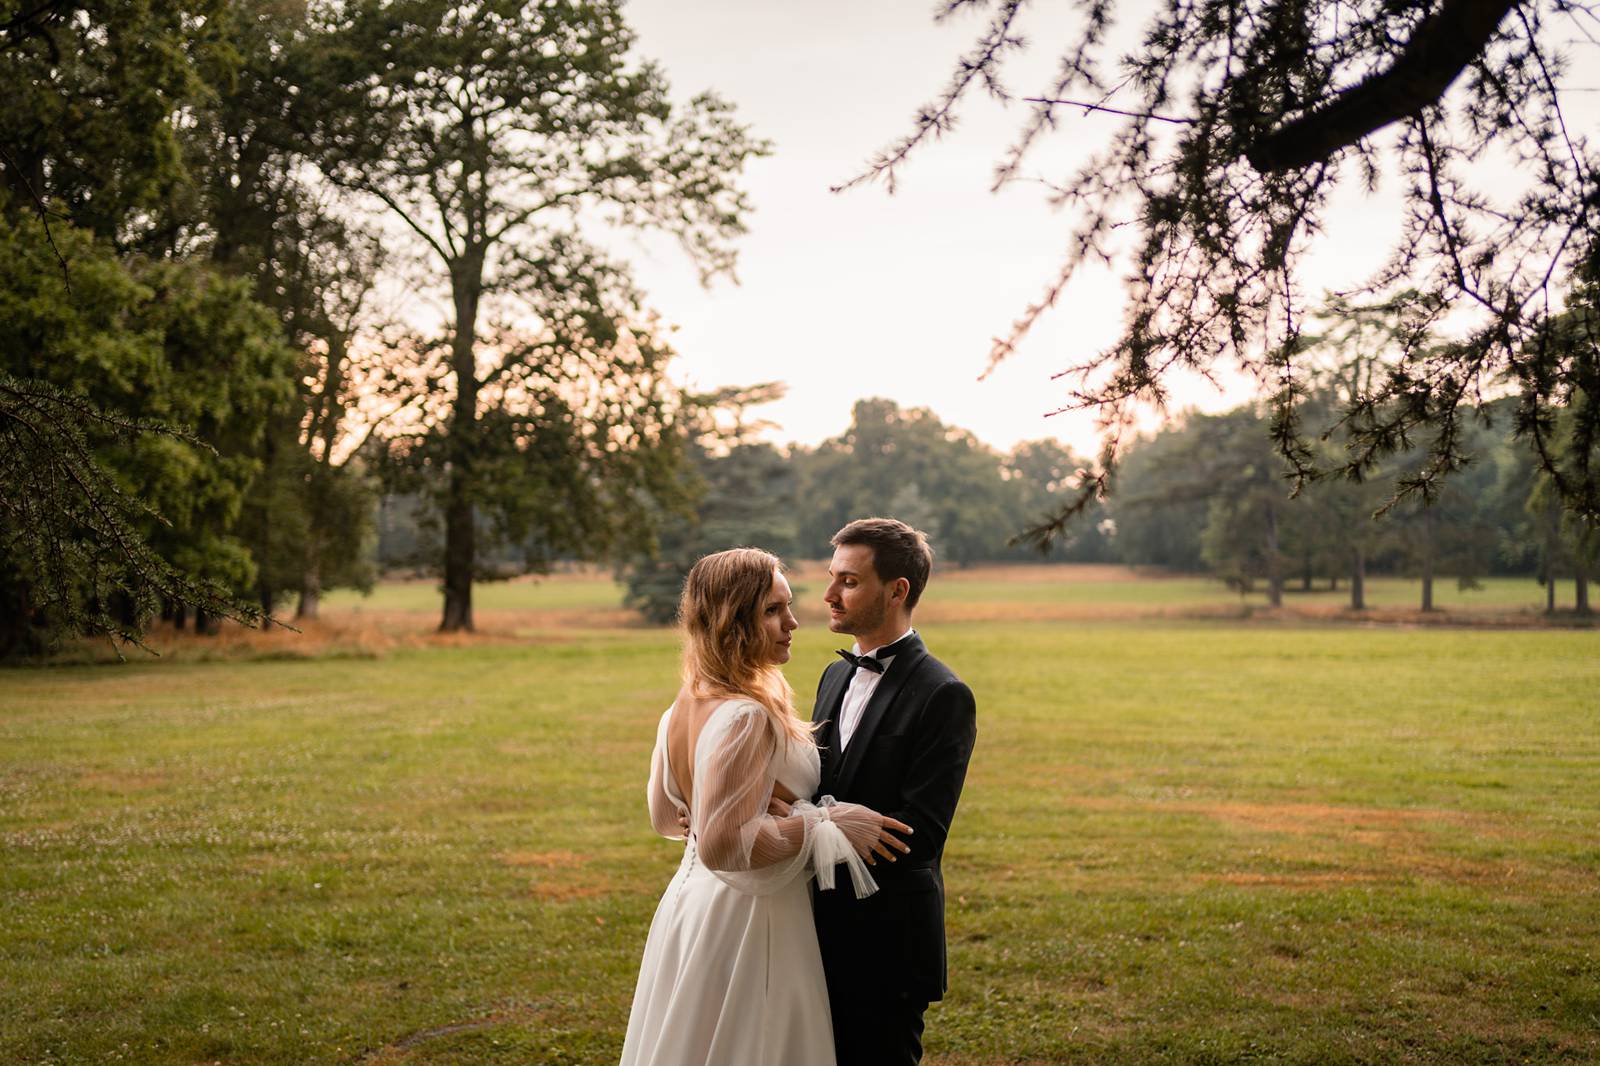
left=837, top=628, right=915, bottom=750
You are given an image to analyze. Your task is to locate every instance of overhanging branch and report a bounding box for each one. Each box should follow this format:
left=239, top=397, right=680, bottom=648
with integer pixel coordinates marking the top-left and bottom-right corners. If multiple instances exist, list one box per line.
left=1244, top=0, right=1520, bottom=173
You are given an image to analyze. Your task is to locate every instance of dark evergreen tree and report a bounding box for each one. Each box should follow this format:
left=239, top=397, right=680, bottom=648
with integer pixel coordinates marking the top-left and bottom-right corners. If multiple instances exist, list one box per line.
left=0, top=0, right=346, bottom=651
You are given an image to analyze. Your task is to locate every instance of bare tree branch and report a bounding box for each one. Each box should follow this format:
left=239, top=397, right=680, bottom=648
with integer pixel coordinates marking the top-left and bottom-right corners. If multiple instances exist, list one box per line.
left=1245, top=0, right=1520, bottom=172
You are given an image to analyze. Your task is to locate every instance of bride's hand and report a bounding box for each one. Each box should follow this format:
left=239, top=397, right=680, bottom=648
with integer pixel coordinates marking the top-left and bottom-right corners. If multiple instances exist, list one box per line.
left=865, top=815, right=913, bottom=866
left=820, top=802, right=913, bottom=865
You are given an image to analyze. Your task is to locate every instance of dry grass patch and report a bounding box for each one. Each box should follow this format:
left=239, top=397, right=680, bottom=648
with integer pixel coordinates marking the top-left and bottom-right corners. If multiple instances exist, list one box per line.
left=74, top=770, right=170, bottom=792
left=528, top=880, right=610, bottom=902
left=497, top=849, right=611, bottom=901
left=1176, top=799, right=1476, bottom=835
left=497, top=850, right=587, bottom=870
left=950, top=563, right=1159, bottom=583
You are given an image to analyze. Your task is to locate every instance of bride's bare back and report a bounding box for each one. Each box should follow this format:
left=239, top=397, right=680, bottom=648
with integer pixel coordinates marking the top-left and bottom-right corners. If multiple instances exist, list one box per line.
left=665, top=687, right=798, bottom=811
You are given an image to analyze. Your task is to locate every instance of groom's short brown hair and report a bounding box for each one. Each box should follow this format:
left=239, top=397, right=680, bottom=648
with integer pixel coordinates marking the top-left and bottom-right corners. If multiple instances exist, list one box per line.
left=831, top=517, right=934, bottom=610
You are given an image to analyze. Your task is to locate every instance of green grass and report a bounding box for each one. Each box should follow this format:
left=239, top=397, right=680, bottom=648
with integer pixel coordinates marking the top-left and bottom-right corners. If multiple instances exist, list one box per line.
left=3, top=620, right=1598, bottom=1064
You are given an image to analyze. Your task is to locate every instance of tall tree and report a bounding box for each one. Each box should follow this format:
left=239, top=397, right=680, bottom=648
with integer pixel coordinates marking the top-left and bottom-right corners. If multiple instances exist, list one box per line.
left=0, top=213, right=296, bottom=652
left=307, top=0, right=766, bottom=631
left=852, top=0, right=1598, bottom=538
left=0, top=0, right=294, bottom=652
left=1388, top=434, right=1501, bottom=611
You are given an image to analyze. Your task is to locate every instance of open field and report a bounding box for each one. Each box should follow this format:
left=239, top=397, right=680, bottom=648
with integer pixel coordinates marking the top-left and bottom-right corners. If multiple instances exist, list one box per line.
left=311, top=565, right=1590, bottom=643
left=4, top=593, right=1598, bottom=1064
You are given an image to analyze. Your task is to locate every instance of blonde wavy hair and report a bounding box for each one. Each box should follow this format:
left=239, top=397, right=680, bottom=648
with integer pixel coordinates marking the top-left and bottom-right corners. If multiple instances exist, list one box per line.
left=679, top=547, right=812, bottom=746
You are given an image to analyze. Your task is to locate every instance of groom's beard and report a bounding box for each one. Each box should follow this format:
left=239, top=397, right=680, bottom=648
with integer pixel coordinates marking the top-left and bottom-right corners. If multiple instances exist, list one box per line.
left=836, top=591, right=889, bottom=637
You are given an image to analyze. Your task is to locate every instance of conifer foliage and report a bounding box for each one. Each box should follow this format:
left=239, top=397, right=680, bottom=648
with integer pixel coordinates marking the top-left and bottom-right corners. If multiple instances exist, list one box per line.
left=856, top=0, right=1599, bottom=539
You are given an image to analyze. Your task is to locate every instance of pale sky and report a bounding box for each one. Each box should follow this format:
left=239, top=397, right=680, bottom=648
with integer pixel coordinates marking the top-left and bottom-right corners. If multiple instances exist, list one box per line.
left=619, top=1, right=1372, bottom=456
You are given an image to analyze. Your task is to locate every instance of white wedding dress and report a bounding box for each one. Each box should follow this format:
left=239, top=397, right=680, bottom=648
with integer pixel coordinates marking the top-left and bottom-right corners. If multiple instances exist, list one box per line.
left=620, top=698, right=876, bottom=1066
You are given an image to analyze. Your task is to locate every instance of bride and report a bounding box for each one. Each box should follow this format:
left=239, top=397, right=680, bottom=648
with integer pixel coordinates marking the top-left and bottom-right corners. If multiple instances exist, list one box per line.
left=620, top=548, right=911, bottom=1066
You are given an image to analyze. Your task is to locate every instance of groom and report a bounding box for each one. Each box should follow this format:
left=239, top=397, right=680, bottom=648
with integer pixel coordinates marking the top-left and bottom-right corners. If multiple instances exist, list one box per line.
left=812, top=517, right=978, bottom=1066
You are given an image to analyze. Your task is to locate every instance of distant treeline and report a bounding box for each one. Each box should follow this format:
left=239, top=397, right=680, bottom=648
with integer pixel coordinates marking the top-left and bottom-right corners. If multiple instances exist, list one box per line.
left=369, top=395, right=1587, bottom=623
left=1106, top=396, right=1578, bottom=612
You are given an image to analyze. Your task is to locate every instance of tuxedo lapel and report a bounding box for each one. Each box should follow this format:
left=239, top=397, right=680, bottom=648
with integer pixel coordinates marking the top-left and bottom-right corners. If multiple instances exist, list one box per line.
left=831, top=637, right=929, bottom=794
left=813, top=663, right=851, bottom=793
left=813, top=663, right=850, bottom=727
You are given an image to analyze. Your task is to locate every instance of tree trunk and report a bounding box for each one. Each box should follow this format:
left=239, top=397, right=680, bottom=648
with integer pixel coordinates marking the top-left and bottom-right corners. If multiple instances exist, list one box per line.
left=0, top=577, right=39, bottom=659
left=1420, top=506, right=1436, bottom=612
left=1350, top=545, right=1366, bottom=610
left=1543, top=498, right=1561, bottom=615
left=114, top=592, right=139, bottom=630
left=296, top=529, right=323, bottom=621
left=1265, top=500, right=1282, bottom=608
left=1301, top=552, right=1313, bottom=592
left=440, top=472, right=476, bottom=631
left=439, top=252, right=484, bottom=633
left=1577, top=542, right=1592, bottom=618
left=194, top=609, right=220, bottom=636
left=297, top=572, right=322, bottom=621
left=172, top=602, right=189, bottom=631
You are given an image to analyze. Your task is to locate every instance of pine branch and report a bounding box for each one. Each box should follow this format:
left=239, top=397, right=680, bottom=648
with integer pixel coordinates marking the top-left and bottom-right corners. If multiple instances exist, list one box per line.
left=0, top=373, right=269, bottom=656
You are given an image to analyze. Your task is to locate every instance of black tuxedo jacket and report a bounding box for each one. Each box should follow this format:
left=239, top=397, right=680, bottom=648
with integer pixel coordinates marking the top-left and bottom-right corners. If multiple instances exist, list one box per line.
left=810, top=632, right=977, bottom=1004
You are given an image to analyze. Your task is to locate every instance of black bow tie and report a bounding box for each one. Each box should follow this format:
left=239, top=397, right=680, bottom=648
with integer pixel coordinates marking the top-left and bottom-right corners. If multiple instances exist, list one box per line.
left=835, top=649, right=886, bottom=674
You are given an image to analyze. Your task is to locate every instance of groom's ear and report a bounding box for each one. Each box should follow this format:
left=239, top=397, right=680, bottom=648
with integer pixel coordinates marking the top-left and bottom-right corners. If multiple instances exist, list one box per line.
left=889, top=576, right=911, bottom=606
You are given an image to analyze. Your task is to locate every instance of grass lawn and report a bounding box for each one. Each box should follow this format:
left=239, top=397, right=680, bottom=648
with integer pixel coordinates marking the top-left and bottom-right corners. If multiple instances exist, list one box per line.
left=3, top=617, right=1597, bottom=1064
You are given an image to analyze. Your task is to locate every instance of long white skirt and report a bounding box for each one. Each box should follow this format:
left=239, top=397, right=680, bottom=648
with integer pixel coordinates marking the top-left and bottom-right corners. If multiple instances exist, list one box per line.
left=620, top=840, right=836, bottom=1066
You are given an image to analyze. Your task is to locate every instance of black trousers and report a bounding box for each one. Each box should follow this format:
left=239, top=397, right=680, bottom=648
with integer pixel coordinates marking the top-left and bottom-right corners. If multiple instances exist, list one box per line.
left=830, top=995, right=930, bottom=1066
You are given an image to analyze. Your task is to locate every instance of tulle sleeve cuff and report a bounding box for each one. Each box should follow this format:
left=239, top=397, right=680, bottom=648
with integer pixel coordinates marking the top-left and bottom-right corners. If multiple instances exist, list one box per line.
left=795, top=798, right=878, bottom=899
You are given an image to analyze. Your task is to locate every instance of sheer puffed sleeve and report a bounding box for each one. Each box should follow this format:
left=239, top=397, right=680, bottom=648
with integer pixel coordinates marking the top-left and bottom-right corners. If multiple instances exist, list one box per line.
left=692, top=700, right=880, bottom=898
left=646, top=707, right=686, bottom=841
